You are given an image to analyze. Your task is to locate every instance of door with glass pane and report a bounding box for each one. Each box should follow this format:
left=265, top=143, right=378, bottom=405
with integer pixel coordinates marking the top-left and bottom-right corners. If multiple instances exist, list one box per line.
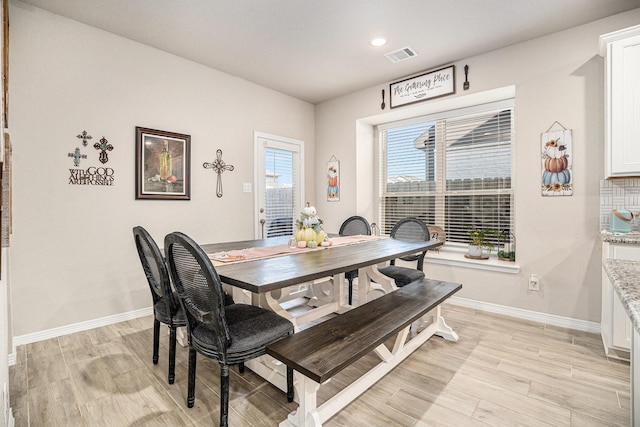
left=254, top=132, right=304, bottom=239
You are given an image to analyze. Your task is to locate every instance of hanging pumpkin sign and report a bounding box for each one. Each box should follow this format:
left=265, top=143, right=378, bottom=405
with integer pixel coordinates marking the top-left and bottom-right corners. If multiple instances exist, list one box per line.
left=327, top=155, right=340, bottom=202
left=541, top=122, right=572, bottom=196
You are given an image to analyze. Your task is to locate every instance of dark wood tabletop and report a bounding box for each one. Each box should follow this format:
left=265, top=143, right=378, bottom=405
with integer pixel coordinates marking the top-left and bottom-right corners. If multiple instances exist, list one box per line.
left=202, top=237, right=443, bottom=294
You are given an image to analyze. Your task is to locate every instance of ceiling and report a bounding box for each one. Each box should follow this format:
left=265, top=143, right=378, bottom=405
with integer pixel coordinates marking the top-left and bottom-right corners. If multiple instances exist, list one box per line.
left=17, top=0, right=640, bottom=104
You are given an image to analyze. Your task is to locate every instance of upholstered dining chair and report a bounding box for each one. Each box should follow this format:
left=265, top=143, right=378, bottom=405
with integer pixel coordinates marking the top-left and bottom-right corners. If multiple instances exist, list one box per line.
left=132, top=226, right=187, bottom=385
left=164, top=231, right=294, bottom=427
left=378, top=217, right=431, bottom=287
left=339, top=216, right=372, bottom=304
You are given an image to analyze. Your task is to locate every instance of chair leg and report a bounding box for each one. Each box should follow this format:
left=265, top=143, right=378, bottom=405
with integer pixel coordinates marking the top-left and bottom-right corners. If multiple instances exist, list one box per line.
left=348, top=277, right=354, bottom=305
left=286, top=366, right=294, bottom=403
left=238, top=362, right=245, bottom=373
left=220, top=364, right=230, bottom=427
left=187, top=348, right=197, bottom=408
left=152, top=319, right=160, bottom=365
left=168, top=326, right=177, bottom=384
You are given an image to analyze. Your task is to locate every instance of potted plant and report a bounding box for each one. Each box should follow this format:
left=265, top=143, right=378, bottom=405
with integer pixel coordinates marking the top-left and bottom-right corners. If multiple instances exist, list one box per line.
left=497, top=230, right=516, bottom=261
left=466, top=229, right=498, bottom=258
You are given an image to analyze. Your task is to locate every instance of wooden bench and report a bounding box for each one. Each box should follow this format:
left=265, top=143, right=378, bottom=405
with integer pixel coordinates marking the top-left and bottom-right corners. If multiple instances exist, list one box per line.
left=266, top=278, right=462, bottom=427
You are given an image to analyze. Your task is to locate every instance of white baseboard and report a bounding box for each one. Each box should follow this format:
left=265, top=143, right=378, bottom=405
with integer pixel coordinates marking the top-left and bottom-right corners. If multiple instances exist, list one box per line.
left=7, top=297, right=602, bottom=365
left=8, top=307, right=153, bottom=366
left=447, top=296, right=601, bottom=334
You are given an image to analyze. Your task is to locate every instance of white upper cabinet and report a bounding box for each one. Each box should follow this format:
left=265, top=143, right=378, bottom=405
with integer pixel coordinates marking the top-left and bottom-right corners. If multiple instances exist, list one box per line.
left=600, top=25, right=640, bottom=178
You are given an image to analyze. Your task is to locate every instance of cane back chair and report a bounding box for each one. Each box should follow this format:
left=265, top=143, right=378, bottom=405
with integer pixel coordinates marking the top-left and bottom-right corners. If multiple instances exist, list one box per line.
left=378, top=217, right=431, bottom=287
left=338, top=216, right=372, bottom=304
left=164, top=231, right=294, bottom=427
left=132, top=226, right=187, bottom=384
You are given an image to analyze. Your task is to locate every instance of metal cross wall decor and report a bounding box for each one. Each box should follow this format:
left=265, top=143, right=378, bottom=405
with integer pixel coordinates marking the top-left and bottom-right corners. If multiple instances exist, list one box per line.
left=76, top=130, right=93, bottom=147
left=68, top=147, right=87, bottom=166
left=94, top=137, right=114, bottom=164
left=203, top=149, right=234, bottom=198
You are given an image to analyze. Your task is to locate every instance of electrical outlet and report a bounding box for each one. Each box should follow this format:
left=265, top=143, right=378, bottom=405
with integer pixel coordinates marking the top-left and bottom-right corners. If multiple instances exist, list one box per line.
left=529, top=274, right=540, bottom=291
left=243, top=183, right=252, bottom=193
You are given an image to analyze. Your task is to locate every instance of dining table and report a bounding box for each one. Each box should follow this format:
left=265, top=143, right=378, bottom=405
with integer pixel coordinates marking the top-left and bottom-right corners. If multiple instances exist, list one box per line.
left=189, top=234, right=445, bottom=403
left=202, top=235, right=444, bottom=322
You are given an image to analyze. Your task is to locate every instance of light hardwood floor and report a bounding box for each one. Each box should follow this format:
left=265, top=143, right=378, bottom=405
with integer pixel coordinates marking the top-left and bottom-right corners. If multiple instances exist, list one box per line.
left=9, top=303, right=631, bottom=426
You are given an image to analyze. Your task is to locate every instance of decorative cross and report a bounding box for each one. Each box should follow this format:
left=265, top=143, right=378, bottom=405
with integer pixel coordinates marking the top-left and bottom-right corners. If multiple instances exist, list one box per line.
left=203, top=149, right=234, bottom=198
left=68, top=147, right=87, bottom=166
left=94, top=137, right=114, bottom=164
left=76, top=130, right=93, bottom=147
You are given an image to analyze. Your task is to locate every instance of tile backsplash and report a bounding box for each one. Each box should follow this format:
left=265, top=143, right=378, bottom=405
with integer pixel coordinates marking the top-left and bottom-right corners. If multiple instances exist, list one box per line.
left=600, top=178, right=640, bottom=231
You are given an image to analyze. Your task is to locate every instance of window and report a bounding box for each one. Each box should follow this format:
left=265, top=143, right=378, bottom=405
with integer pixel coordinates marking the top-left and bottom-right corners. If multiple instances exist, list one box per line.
left=378, top=100, right=514, bottom=247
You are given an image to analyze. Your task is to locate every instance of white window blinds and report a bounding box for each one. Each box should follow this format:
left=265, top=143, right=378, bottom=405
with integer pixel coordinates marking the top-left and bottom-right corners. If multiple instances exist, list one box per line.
left=378, top=100, right=514, bottom=246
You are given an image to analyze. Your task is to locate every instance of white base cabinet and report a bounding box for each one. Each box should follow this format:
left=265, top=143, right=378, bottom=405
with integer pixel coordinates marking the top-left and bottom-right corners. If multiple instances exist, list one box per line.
left=602, top=269, right=632, bottom=358
left=599, top=25, right=640, bottom=178
left=601, top=242, right=639, bottom=359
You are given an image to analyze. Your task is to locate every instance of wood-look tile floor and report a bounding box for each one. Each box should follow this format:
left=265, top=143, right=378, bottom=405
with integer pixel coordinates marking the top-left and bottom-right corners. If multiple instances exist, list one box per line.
left=9, top=302, right=631, bottom=426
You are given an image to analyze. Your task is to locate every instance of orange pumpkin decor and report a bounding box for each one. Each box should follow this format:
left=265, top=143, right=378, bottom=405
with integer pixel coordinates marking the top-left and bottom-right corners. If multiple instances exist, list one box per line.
left=544, top=155, right=569, bottom=172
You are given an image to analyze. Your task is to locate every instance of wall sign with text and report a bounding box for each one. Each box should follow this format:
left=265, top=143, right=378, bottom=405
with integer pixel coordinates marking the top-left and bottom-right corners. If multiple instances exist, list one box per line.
left=390, top=65, right=455, bottom=109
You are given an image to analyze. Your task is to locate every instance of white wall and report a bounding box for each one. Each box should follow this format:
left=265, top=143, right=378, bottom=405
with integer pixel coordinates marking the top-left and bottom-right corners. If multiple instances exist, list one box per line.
left=8, top=1, right=315, bottom=337
left=8, top=0, right=640, bottom=339
left=314, top=9, right=640, bottom=323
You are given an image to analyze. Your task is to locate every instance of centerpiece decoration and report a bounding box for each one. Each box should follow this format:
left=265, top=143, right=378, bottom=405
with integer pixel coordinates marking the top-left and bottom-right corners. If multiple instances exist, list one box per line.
left=295, top=202, right=327, bottom=248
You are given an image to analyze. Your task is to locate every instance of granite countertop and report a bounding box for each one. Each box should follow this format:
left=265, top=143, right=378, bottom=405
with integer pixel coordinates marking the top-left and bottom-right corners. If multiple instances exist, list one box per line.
left=603, top=259, right=640, bottom=333
left=600, top=230, right=640, bottom=245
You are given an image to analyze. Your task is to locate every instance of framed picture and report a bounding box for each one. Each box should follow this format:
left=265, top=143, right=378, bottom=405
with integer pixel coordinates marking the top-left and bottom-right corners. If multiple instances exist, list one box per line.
left=390, top=65, right=455, bottom=109
left=135, top=127, right=191, bottom=200
left=327, top=156, right=340, bottom=201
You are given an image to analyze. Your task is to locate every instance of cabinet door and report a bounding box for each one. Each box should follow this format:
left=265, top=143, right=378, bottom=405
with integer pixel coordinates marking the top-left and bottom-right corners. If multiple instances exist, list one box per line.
left=605, top=244, right=638, bottom=352
left=606, top=34, right=640, bottom=177
left=612, top=290, right=632, bottom=349
left=601, top=268, right=614, bottom=349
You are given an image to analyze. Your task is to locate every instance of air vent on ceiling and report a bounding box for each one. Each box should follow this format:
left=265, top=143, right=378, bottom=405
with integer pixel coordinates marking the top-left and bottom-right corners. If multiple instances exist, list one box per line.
left=384, top=46, right=418, bottom=64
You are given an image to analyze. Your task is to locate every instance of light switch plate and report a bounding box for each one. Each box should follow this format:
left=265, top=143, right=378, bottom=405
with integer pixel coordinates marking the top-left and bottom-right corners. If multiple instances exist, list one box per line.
left=243, top=183, right=252, bottom=193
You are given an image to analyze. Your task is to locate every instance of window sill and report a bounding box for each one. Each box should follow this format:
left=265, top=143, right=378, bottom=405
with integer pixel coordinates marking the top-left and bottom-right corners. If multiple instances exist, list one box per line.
left=424, top=247, right=520, bottom=274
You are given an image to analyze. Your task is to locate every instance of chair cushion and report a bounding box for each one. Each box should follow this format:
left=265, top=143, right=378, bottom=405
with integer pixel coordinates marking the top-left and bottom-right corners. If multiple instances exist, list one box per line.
left=377, top=265, right=425, bottom=287
left=154, top=292, right=187, bottom=326
left=191, top=304, right=293, bottom=360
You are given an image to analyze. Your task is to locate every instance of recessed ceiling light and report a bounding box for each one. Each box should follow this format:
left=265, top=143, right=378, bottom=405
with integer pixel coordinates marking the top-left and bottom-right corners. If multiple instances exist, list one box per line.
left=370, top=38, right=387, bottom=47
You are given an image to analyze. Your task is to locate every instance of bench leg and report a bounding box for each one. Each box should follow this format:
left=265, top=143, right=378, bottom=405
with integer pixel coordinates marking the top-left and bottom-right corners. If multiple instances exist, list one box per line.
left=281, top=374, right=321, bottom=427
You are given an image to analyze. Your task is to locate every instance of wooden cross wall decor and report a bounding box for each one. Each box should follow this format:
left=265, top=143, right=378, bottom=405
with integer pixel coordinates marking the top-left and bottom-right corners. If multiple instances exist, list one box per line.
left=94, top=137, right=113, bottom=164
left=203, top=149, right=234, bottom=198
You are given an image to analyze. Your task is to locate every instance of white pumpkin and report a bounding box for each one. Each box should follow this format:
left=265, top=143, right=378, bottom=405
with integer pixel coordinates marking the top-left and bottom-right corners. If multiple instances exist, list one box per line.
left=303, top=202, right=316, bottom=216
